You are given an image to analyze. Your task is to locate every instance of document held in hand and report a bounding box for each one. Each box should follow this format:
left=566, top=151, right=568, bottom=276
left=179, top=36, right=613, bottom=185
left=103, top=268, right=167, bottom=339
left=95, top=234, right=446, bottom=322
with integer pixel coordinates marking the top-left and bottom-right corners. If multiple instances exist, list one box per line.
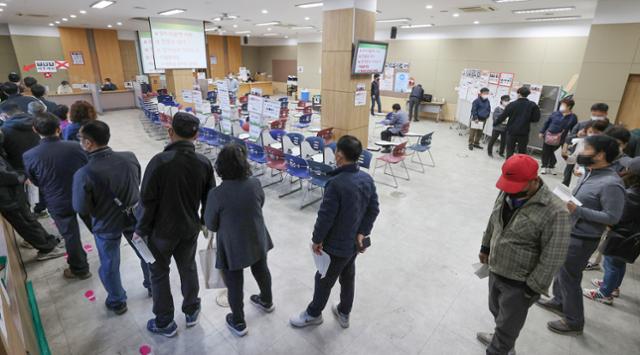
left=132, top=234, right=156, bottom=264
left=470, top=120, right=484, bottom=130
left=552, top=184, right=583, bottom=206
left=472, top=262, right=490, bottom=279
left=311, top=244, right=330, bottom=279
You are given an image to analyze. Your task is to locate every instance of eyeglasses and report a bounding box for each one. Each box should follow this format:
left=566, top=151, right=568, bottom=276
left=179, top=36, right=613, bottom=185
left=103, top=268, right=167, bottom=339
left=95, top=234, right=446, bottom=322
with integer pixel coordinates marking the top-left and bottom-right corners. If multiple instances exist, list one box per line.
left=76, top=133, right=85, bottom=140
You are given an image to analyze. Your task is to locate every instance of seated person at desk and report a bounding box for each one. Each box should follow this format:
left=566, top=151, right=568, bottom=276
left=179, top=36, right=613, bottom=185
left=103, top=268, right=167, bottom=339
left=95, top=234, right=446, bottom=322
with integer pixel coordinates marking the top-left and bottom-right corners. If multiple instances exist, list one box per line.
left=101, top=78, right=118, bottom=91
left=57, top=81, right=73, bottom=95
left=379, top=103, right=409, bottom=153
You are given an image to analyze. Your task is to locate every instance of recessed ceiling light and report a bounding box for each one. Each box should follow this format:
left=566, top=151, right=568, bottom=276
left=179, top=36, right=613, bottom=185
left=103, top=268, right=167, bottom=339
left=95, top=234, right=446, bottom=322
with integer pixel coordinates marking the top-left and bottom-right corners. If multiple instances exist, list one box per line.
left=55, top=21, right=61, bottom=24
left=0, top=8, right=4, bottom=12
left=285, top=35, right=289, bottom=38
left=232, top=24, right=238, bottom=28
left=263, top=33, right=279, bottom=37
left=49, top=23, right=55, bottom=26
left=295, top=2, right=323, bottom=8
left=473, top=20, right=480, bottom=24
left=91, top=1, right=115, bottom=9
left=0, top=3, right=6, bottom=7
left=235, top=30, right=251, bottom=34
left=256, top=21, right=279, bottom=26
left=158, top=8, right=185, bottom=16
left=304, top=17, right=310, bottom=20
left=79, top=10, right=87, bottom=14
left=452, top=13, right=460, bottom=17
left=513, top=6, right=575, bottom=14
left=212, top=17, right=221, bottom=21
left=400, top=24, right=434, bottom=28
left=261, top=9, right=268, bottom=14
left=62, top=18, right=69, bottom=22
left=494, top=0, right=530, bottom=3
left=107, top=24, right=113, bottom=28
left=527, top=15, right=581, bottom=22
left=426, top=5, right=433, bottom=9
left=267, top=27, right=271, bottom=31
left=70, top=14, right=77, bottom=18
left=291, top=26, right=314, bottom=30
left=116, top=22, right=122, bottom=26
left=376, top=18, right=411, bottom=23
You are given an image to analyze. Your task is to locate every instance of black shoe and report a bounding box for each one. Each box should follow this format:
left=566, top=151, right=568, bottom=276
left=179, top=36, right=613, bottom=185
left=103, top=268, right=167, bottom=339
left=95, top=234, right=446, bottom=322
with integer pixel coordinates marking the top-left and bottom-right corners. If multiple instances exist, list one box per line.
left=536, top=298, right=564, bottom=316
left=498, top=152, right=505, bottom=158
left=547, top=319, right=583, bottom=336
left=107, top=302, right=128, bottom=315
left=488, top=153, right=493, bottom=158
left=473, top=144, right=483, bottom=149
left=468, top=144, right=474, bottom=151
left=147, top=287, right=152, bottom=298
left=250, top=295, right=275, bottom=313
left=226, top=313, right=248, bottom=337
left=413, top=119, right=419, bottom=122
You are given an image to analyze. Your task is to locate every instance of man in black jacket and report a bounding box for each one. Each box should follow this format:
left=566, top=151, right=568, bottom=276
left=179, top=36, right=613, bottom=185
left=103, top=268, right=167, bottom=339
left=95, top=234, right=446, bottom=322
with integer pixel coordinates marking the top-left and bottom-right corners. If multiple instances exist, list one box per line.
left=0, top=103, right=40, bottom=172
left=73, top=120, right=150, bottom=315
left=370, top=74, right=381, bottom=115
left=496, top=87, right=541, bottom=158
left=0, top=82, right=37, bottom=114
left=137, top=112, right=215, bottom=337
left=409, top=84, right=425, bottom=122
left=30, top=84, right=58, bottom=112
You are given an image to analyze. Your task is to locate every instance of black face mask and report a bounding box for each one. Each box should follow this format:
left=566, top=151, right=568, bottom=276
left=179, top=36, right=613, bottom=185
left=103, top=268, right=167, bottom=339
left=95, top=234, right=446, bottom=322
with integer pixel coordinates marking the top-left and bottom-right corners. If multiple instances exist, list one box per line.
left=576, top=154, right=595, bottom=167
left=508, top=190, right=529, bottom=199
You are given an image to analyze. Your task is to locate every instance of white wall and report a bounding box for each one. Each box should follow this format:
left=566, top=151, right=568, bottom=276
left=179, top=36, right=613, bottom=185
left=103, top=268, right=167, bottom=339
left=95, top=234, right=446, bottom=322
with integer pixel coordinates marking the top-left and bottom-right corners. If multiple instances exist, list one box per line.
left=7, top=24, right=60, bottom=37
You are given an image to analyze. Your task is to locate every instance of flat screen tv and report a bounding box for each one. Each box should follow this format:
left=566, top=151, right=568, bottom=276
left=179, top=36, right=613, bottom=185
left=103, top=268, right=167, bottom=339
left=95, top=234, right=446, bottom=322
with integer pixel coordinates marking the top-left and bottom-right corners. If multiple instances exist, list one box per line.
left=351, top=40, right=388, bottom=75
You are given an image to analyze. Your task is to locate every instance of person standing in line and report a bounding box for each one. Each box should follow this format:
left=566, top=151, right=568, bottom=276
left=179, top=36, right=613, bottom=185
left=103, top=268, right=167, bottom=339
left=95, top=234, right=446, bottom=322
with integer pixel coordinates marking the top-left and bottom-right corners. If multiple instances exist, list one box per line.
left=22, top=77, right=38, bottom=96
left=582, top=157, right=640, bottom=305
left=469, top=88, right=491, bottom=151
left=0, top=82, right=37, bottom=114
left=63, top=100, right=97, bottom=141
left=537, top=135, right=625, bottom=335
left=0, top=103, right=41, bottom=172
left=72, top=121, right=151, bottom=315
left=204, top=144, right=274, bottom=337
left=477, top=154, right=571, bottom=355
left=561, top=103, right=610, bottom=186
left=538, top=98, right=578, bottom=175
left=408, top=83, right=424, bottom=122
left=495, top=87, right=541, bottom=158
left=52, top=104, right=70, bottom=131
left=23, top=113, right=90, bottom=279
left=370, top=74, right=381, bottom=116
left=137, top=112, right=215, bottom=337
left=290, top=135, right=379, bottom=329
left=30, top=84, right=58, bottom=112
left=487, top=95, right=510, bottom=158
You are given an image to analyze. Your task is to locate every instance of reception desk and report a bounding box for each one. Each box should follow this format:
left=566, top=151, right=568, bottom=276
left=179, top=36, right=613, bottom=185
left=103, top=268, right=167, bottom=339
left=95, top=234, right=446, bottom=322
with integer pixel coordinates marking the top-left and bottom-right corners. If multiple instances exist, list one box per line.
left=48, top=91, right=94, bottom=108
left=49, top=89, right=135, bottom=114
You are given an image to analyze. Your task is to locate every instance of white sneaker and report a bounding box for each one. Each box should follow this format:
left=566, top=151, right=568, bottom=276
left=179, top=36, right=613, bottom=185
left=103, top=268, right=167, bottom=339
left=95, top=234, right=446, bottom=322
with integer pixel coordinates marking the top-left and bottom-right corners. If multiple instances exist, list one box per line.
left=332, top=304, right=349, bottom=328
left=290, top=311, right=323, bottom=328
left=541, top=168, right=547, bottom=175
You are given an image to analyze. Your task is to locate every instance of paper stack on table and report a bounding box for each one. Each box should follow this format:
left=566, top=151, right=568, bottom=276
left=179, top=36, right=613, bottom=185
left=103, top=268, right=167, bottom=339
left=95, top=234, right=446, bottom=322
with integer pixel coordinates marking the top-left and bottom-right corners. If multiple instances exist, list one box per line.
left=311, top=245, right=330, bottom=279
left=552, top=184, right=583, bottom=206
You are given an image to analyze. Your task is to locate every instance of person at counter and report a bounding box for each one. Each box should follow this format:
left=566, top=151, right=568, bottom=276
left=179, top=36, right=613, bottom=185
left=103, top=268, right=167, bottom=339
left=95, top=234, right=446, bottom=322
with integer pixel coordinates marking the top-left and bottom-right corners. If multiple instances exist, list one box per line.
left=63, top=100, right=97, bottom=141
left=57, top=81, right=74, bottom=95
left=227, top=73, right=239, bottom=97
left=0, top=82, right=38, bottom=114
left=31, top=84, right=58, bottom=112
left=101, top=78, right=118, bottom=92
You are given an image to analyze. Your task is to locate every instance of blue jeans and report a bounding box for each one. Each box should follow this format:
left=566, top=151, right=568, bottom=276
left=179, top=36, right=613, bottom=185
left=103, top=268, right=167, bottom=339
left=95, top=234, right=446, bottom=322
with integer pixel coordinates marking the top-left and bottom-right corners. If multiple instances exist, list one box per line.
left=94, top=233, right=127, bottom=308
left=600, top=256, right=626, bottom=296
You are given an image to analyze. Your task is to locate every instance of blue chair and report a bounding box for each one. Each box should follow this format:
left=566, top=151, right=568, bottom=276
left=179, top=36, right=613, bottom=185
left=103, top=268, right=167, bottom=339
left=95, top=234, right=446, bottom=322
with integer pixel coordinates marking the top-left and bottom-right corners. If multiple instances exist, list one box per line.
left=293, top=114, right=312, bottom=130
left=218, top=132, right=232, bottom=147
left=303, top=159, right=334, bottom=208
left=231, top=136, right=246, bottom=147
left=279, top=154, right=311, bottom=208
left=408, top=132, right=435, bottom=173
left=246, top=142, right=267, bottom=179
left=358, top=150, right=373, bottom=170
left=301, top=136, right=324, bottom=162
left=283, top=132, right=305, bottom=156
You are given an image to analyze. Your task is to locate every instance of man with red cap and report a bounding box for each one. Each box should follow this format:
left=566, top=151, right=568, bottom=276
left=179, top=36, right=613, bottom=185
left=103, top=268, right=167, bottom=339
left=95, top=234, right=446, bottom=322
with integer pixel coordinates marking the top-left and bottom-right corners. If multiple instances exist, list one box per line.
left=476, top=154, right=571, bottom=355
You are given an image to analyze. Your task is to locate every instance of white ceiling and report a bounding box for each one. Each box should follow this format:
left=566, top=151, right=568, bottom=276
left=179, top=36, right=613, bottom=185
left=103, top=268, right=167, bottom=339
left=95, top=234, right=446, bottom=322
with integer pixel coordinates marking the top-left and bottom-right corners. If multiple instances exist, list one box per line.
left=0, top=0, right=616, bottom=38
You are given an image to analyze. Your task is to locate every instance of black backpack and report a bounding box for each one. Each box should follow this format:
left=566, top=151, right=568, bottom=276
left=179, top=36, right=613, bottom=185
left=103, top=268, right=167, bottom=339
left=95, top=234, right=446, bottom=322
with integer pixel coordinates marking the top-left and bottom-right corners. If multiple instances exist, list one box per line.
left=601, top=229, right=640, bottom=264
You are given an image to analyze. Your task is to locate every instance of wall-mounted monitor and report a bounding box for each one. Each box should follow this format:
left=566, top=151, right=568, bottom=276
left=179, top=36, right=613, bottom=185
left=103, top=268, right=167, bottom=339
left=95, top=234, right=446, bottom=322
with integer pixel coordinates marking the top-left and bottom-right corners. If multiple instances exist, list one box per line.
left=351, top=40, right=388, bottom=75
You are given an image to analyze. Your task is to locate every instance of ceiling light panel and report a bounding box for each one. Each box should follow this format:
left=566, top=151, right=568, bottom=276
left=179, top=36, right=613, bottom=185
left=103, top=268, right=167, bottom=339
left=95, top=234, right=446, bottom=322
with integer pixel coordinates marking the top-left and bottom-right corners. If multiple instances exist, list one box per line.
left=513, top=6, right=575, bottom=14
left=91, top=1, right=115, bottom=9
left=295, top=2, right=323, bottom=8
left=527, top=15, right=581, bottom=21
left=158, top=9, right=185, bottom=16
left=376, top=18, right=411, bottom=23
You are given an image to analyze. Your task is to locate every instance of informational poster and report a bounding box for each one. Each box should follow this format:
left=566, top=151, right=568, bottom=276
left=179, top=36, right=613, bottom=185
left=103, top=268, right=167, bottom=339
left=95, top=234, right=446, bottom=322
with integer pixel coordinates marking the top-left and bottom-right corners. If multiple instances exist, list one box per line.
left=210, top=56, right=217, bottom=65
left=35, top=60, right=56, bottom=73
left=138, top=32, right=164, bottom=74
left=380, top=67, right=394, bottom=91
left=528, top=84, right=543, bottom=104
left=181, top=89, right=193, bottom=103
left=480, top=70, right=490, bottom=86
left=263, top=99, right=281, bottom=119
left=352, top=41, right=388, bottom=75
left=220, top=118, right=232, bottom=134
left=354, top=83, right=367, bottom=106
left=70, top=51, right=84, bottom=65
left=248, top=95, right=264, bottom=114
left=488, top=84, right=500, bottom=108
left=249, top=122, right=263, bottom=141
left=496, top=86, right=511, bottom=102
left=488, top=72, right=500, bottom=85
left=499, top=72, right=514, bottom=87
left=149, top=18, right=207, bottom=69
left=192, top=90, right=203, bottom=110
left=394, top=72, right=410, bottom=93
left=216, top=80, right=231, bottom=116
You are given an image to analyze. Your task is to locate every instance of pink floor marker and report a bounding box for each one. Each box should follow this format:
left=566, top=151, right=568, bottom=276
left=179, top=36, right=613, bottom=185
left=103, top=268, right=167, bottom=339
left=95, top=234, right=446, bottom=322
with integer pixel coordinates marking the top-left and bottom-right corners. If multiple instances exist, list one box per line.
left=64, top=253, right=68, bottom=260
left=84, top=244, right=93, bottom=252
left=139, top=344, right=152, bottom=355
left=84, top=290, right=96, bottom=302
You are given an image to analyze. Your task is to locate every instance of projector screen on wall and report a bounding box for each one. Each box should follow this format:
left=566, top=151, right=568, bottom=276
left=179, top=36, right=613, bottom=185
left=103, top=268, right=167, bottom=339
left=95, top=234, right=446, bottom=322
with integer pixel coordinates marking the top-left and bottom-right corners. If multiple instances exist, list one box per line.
left=137, top=31, right=164, bottom=74
left=149, top=18, right=207, bottom=69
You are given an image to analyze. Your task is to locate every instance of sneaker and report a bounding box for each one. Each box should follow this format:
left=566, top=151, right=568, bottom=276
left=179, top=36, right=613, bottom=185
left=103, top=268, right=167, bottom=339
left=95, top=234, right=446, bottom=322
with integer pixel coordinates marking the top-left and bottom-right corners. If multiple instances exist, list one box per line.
left=146, top=319, right=178, bottom=337
left=107, top=302, right=128, bottom=315
left=147, top=287, right=153, bottom=298
left=535, top=298, right=564, bottom=316
left=63, top=268, right=92, bottom=280
left=34, top=210, right=49, bottom=219
left=582, top=288, right=613, bottom=305
left=36, top=246, right=66, bottom=261
left=19, top=239, right=34, bottom=249
left=547, top=319, right=583, bottom=336
left=468, top=144, right=474, bottom=151
left=591, top=279, right=620, bottom=297
left=476, top=332, right=516, bottom=354
left=226, top=313, right=248, bottom=337
left=250, top=295, right=275, bottom=313
left=541, top=168, right=547, bottom=175
left=290, top=311, right=323, bottom=328
left=473, top=144, right=483, bottom=149
left=550, top=168, right=557, bottom=175
left=584, top=262, right=600, bottom=271
left=332, top=304, right=349, bottom=329
left=186, top=307, right=201, bottom=328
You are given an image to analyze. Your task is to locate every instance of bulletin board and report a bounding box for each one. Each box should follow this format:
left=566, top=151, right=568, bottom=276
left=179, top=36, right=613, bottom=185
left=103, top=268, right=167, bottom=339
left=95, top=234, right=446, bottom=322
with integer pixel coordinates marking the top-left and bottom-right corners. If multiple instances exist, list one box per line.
left=455, top=68, right=512, bottom=126
left=379, top=62, right=411, bottom=96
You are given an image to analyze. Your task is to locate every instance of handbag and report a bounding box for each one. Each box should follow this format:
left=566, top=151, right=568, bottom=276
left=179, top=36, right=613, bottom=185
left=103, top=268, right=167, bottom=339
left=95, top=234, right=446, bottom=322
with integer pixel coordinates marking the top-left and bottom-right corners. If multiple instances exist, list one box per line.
left=601, top=229, right=640, bottom=264
left=544, top=131, right=563, bottom=146
left=198, top=233, right=226, bottom=289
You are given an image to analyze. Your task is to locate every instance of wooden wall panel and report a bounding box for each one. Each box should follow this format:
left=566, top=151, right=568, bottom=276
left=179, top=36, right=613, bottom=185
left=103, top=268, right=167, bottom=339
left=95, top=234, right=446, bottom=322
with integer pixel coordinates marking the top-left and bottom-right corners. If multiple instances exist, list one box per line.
left=272, top=59, right=297, bottom=82
left=227, top=36, right=243, bottom=74
left=322, top=9, right=354, bottom=52
left=119, top=40, right=139, bottom=82
left=207, top=35, right=227, bottom=80
left=93, top=29, right=125, bottom=88
left=58, top=27, right=96, bottom=83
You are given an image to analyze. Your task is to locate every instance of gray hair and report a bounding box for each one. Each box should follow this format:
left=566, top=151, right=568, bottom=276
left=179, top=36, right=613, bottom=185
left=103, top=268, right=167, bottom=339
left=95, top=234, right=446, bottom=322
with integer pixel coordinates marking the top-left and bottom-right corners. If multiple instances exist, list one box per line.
left=27, top=100, right=47, bottom=115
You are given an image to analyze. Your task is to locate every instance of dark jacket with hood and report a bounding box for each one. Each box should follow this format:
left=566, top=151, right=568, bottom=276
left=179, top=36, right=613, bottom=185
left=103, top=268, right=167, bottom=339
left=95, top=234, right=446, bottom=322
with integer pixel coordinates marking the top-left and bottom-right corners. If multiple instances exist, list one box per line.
left=1, top=113, right=40, bottom=171
left=0, top=132, right=27, bottom=211
left=0, top=94, right=37, bottom=114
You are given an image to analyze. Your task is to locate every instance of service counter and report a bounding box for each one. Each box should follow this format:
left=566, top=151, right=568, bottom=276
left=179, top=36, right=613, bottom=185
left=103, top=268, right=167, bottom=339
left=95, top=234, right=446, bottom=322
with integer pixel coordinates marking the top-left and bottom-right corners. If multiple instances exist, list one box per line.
left=47, top=91, right=94, bottom=108
left=49, top=89, right=136, bottom=114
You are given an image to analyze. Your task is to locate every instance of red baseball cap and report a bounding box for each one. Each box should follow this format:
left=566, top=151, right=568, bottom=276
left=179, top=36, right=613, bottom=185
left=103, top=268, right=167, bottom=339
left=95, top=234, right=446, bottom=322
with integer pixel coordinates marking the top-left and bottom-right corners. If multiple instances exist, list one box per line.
left=496, top=154, right=539, bottom=194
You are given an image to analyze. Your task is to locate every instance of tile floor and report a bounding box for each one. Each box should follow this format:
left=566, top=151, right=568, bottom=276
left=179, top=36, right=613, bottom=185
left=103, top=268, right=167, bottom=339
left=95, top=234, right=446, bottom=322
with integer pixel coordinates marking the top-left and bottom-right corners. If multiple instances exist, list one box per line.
left=22, top=109, right=639, bottom=355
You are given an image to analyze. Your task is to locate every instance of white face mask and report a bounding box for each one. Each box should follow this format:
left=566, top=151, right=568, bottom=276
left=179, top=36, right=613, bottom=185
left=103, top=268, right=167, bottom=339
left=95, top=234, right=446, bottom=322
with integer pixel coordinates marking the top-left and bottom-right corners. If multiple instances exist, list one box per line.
left=591, top=115, right=606, bottom=121
left=501, top=101, right=509, bottom=107
left=481, top=95, right=489, bottom=100
left=560, top=104, right=568, bottom=113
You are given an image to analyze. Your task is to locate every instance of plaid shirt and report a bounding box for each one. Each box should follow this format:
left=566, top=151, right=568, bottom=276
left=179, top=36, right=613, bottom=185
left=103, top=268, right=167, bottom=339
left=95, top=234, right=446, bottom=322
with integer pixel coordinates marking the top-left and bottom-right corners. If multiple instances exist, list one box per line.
left=481, top=183, right=571, bottom=296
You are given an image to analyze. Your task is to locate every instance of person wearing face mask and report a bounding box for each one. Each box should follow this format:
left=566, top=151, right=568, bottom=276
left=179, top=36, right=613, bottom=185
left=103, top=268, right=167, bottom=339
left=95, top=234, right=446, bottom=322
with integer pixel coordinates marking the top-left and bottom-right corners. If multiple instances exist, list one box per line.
left=408, top=83, right=424, bottom=122
left=565, top=120, right=608, bottom=181
left=537, top=135, right=625, bottom=336
left=468, top=88, right=491, bottom=151
left=290, top=135, right=379, bottom=330
left=561, top=103, right=611, bottom=186
left=227, top=73, right=239, bottom=99
left=487, top=95, right=510, bottom=158
left=495, top=87, right=541, bottom=158
left=72, top=120, right=151, bottom=315
left=477, top=154, right=570, bottom=355
left=539, top=98, right=578, bottom=175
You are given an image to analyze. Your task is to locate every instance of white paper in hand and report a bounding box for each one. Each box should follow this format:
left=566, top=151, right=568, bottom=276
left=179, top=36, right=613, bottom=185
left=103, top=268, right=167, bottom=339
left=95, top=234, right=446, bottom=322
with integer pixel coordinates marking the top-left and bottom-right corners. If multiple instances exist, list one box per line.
left=132, top=234, right=156, bottom=264
left=472, top=262, right=490, bottom=279
left=311, top=244, right=330, bottom=279
left=470, top=120, right=484, bottom=130
left=552, top=184, right=583, bottom=206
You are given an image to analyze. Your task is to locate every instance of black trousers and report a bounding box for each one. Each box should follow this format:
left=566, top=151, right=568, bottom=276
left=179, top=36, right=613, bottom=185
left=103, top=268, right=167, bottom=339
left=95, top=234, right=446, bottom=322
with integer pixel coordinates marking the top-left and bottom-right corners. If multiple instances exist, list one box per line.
left=563, top=164, right=575, bottom=186
left=541, top=143, right=559, bottom=168
left=223, top=257, right=272, bottom=323
left=50, top=211, right=89, bottom=274
left=370, top=95, right=381, bottom=115
left=148, top=233, right=200, bottom=327
left=505, top=134, right=529, bottom=158
left=409, top=98, right=420, bottom=121
left=307, top=252, right=357, bottom=317
left=487, top=129, right=506, bottom=156
left=381, top=129, right=401, bottom=142
left=1, top=204, right=58, bottom=252
left=487, top=273, right=539, bottom=355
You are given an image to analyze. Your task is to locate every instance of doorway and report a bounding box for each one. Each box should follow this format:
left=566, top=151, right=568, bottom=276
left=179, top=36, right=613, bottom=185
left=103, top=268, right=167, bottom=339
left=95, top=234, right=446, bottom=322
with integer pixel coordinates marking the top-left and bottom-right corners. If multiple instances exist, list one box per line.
left=617, top=74, right=640, bottom=129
